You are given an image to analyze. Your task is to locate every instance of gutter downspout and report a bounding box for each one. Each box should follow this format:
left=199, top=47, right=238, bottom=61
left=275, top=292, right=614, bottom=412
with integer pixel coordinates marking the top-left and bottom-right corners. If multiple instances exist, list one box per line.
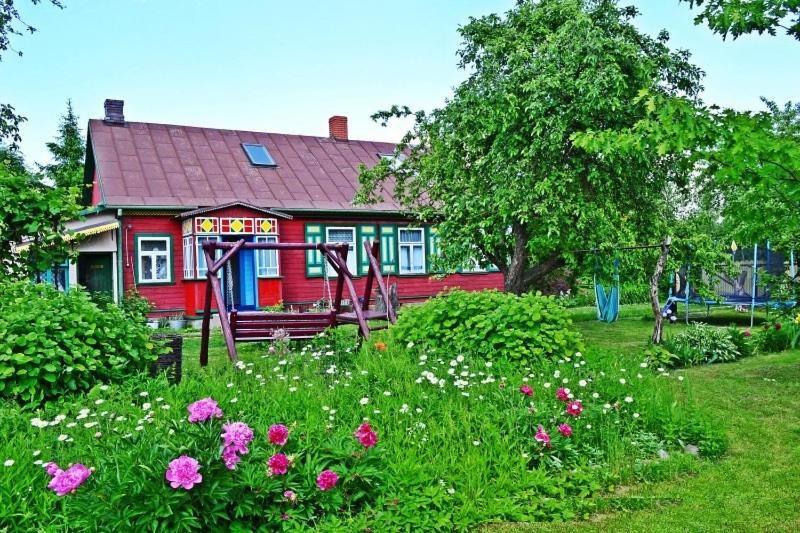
left=116, top=208, right=124, bottom=302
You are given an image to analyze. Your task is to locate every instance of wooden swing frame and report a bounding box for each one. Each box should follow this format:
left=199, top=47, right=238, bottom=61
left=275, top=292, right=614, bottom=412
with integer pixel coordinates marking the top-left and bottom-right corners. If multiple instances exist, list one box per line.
left=199, top=239, right=397, bottom=366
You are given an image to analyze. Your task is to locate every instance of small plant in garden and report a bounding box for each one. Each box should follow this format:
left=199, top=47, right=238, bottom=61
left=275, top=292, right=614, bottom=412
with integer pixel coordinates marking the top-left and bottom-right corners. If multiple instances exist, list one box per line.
left=662, top=322, right=742, bottom=366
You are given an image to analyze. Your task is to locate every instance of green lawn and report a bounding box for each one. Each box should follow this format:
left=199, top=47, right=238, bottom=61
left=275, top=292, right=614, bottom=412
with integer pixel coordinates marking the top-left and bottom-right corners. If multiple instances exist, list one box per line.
left=497, top=314, right=800, bottom=532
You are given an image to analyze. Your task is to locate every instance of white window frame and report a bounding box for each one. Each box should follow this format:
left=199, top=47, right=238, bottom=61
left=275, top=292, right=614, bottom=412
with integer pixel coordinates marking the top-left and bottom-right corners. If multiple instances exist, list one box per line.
left=255, top=235, right=280, bottom=277
left=196, top=236, right=221, bottom=278
left=398, top=227, right=426, bottom=275
left=325, top=226, right=357, bottom=276
left=182, top=236, right=195, bottom=279
left=136, top=236, right=172, bottom=284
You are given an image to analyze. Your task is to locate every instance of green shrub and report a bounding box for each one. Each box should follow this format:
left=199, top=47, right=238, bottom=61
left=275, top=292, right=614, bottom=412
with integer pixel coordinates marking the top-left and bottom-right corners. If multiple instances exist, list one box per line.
left=726, top=325, right=755, bottom=358
left=643, top=344, right=679, bottom=368
left=120, top=287, right=154, bottom=322
left=395, top=290, right=584, bottom=364
left=752, top=321, right=792, bottom=353
left=0, top=281, right=159, bottom=404
left=662, top=323, right=741, bottom=366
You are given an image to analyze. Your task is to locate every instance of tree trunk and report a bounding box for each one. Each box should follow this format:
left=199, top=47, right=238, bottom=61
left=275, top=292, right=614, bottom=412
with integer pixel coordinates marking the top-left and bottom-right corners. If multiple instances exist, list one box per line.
left=502, top=223, right=567, bottom=295
left=504, top=222, right=530, bottom=295
left=650, top=236, right=671, bottom=344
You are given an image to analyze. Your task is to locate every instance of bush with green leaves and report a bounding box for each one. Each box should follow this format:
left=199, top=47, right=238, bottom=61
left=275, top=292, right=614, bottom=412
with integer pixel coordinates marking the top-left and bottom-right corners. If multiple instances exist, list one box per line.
left=662, top=323, right=742, bottom=366
left=0, top=281, right=158, bottom=404
left=119, top=287, right=154, bottom=323
left=395, top=290, right=584, bottom=365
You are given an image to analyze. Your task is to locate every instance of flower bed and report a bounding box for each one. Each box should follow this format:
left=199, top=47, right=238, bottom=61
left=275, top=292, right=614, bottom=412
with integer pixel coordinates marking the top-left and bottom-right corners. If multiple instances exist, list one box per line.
left=0, top=331, right=724, bottom=531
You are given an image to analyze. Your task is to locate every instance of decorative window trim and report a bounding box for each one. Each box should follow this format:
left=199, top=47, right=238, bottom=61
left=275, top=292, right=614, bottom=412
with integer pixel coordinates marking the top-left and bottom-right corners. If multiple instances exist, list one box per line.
left=194, top=217, right=219, bottom=235
left=255, top=218, right=279, bottom=235
left=220, top=217, right=255, bottom=235
left=255, top=235, right=280, bottom=278
left=325, top=226, right=357, bottom=277
left=134, top=234, right=173, bottom=285
left=398, top=227, right=426, bottom=275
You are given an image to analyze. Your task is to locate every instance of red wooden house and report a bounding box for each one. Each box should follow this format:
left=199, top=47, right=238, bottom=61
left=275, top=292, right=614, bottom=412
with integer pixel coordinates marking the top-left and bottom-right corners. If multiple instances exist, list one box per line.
left=68, top=99, right=502, bottom=318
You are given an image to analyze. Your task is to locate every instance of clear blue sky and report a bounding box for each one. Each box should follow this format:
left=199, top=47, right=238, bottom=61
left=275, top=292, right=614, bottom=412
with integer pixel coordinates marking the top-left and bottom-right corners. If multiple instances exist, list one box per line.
left=4, top=0, right=799, bottom=166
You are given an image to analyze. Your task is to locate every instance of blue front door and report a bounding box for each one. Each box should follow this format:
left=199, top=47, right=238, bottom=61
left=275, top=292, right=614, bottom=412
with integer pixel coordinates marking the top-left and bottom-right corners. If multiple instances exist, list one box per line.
left=238, top=247, right=258, bottom=310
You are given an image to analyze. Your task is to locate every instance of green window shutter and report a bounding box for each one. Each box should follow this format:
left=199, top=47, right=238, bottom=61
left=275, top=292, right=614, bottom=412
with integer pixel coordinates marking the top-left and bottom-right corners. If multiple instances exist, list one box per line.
left=305, top=223, right=325, bottom=277
left=425, top=226, right=441, bottom=273
left=357, top=224, right=378, bottom=276
left=379, top=224, right=398, bottom=275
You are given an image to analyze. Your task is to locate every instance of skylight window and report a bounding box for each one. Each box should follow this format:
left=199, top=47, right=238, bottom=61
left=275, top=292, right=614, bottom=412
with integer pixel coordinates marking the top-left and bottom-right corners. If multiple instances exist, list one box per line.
left=242, top=143, right=277, bottom=167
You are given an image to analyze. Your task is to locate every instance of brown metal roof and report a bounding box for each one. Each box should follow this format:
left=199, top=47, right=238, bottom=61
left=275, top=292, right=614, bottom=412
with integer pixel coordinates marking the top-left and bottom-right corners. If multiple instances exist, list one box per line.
left=88, top=119, right=401, bottom=212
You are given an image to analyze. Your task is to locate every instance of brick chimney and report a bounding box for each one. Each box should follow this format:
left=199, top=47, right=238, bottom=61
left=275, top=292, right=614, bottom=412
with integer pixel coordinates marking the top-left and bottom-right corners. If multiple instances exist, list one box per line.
left=104, top=99, right=125, bottom=125
left=328, top=115, right=348, bottom=141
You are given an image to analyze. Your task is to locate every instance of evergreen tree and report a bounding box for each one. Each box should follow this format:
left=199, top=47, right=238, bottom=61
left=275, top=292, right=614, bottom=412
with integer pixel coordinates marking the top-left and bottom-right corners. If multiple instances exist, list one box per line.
left=41, top=99, right=85, bottom=190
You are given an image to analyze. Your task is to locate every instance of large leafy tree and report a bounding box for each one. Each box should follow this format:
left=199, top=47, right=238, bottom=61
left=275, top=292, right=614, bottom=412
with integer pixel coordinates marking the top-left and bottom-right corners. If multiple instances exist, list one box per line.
left=680, top=0, right=800, bottom=41
left=0, top=0, right=63, bottom=147
left=40, top=99, right=85, bottom=190
left=357, top=0, right=703, bottom=294
left=0, top=155, right=80, bottom=280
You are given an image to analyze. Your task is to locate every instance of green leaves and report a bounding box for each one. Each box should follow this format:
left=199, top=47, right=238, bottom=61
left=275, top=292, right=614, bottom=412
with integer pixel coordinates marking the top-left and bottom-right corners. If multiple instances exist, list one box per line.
left=395, top=289, right=584, bottom=365
left=680, top=0, right=800, bottom=41
left=0, top=281, right=158, bottom=405
left=358, top=0, right=703, bottom=293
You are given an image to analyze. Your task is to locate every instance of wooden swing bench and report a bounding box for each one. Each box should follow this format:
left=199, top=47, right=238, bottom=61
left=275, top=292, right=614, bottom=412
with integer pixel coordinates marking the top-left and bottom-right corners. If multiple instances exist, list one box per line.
left=199, top=239, right=396, bottom=366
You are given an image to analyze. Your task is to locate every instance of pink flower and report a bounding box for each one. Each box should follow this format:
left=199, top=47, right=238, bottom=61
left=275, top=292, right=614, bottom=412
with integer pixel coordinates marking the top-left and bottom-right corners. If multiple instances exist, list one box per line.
left=316, top=469, right=339, bottom=491
left=48, top=463, right=92, bottom=496
left=283, top=489, right=297, bottom=503
left=534, top=425, right=551, bottom=448
left=566, top=400, right=584, bottom=417
left=43, top=462, right=61, bottom=476
left=267, top=453, right=290, bottom=476
left=556, top=387, right=570, bottom=402
left=519, top=385, right=534, bottom=397
left=187, top=397, right=223, bottom=423
left=353, top=422, right=379, bottom=449
left=222, top=447, right=242, bottom=470
left=743, top=329, right=752, bottom=337
left=558, top=423, right=573, bottom=437
left=94, top=431, right=102, bottom=438
left=166, top=456, right=202, bottom=490
left=268, top=424, right=290, bottom=446
left=222, top=422, right=254, bottom=454
left=281, top=513, right=290, bottom=521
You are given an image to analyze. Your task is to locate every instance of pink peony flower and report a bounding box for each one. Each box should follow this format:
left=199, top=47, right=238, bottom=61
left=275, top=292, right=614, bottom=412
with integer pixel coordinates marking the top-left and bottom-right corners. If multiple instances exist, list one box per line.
left=43, top=462, right=61, bottom=476
left=281, top=513, right=290, bottom=521
left=353, top=422, right=379, bottom=449
left=558, top=423, right=573, bottom=437
left=316, top=469, right=338, bottom=491
left=187, top=397, right=223, bottom=423
left=222, top=447, right=242, bottom=470
left=268, top=424, right=290, bottom=446
left=166, top=456, right=202, bottom=490
left=519, top=385, right=534, bottom=397
left=566, top=400, right=584, bottom=417
left=222, top=422, right=254, bottom=454
left=267, top=453, right=290, bottom=476
left=283, top=489, right=297, bottom=503
left=556, top=387, right=570, bottom=402
left=743, top=329, right=752, bottom=337
left=48, top=463, right=92, bottom=496
left=534, top=424, right=551, bottom=448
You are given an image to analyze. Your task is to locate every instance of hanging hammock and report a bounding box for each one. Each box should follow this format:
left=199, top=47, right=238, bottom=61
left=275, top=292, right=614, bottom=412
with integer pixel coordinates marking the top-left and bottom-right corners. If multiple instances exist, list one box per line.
left=594, top=258, right=620, bottom=323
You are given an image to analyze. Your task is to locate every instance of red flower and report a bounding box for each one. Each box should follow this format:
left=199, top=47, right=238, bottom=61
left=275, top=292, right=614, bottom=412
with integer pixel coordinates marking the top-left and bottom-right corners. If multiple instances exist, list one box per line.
left=534, top=424, right=551, bottom=448
left=519, top=385, right=534, bottom=397
left=556, top=387, right=570, bottom=402
left=743, top=330, right=752, bottom=337
left=354, top=422, right=379, bottom=448
left=775, top=322, right=782, bottom=331
left=565, top=400, right=583, bottom=417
